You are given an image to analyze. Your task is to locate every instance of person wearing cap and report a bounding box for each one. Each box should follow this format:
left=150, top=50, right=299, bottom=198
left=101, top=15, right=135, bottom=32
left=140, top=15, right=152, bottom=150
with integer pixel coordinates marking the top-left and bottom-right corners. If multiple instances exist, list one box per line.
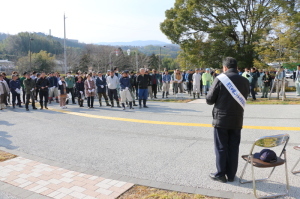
left=106, top=71, right=121, bottom=108
left=0, top=73, right=10, bottom=110
left=96, top=72, right=111, bottom=107
left=136, top=68, right=150, bottom=108
left=192, top=68, right=202, bottom=99
left=206, top=57, right=249, bottom=183
left=23, top=73, right=37, bottom=111
left=162, top=70, right=171, bottom=98
left=48, top=72, right=59, bottom=104
left=202, top=68, right=213, bottom=95
left=20, top=72, right=27, bottom=104
left=119, top=71, right=134, bottom=110
left=36, top=72, right=50, bottom=110
left=84, top=74, right=96, bottom=108
left=9, top=74, right=22, bottom=108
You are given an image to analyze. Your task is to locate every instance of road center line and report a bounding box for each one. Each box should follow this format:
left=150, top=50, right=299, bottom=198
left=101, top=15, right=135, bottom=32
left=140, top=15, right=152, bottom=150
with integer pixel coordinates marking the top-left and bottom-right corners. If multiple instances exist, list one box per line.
left=47, top=107, right=300, bottom=131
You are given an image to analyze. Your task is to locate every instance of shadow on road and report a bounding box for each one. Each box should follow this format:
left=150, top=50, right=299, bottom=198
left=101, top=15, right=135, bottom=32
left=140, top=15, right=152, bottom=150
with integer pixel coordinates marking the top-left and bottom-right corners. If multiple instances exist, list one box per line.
left=0, top=131, right=19, bottom=150
left=0, top=121, right=14, bottom=126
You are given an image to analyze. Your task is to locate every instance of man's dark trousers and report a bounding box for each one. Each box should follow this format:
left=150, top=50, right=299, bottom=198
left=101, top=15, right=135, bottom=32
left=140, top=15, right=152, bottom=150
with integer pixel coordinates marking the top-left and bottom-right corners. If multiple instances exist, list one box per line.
left=39, top=90, right=49, bottom=105
left=250, top=85, right=256, bottom=100
left=25, top=93, right=35, bottom=109
left=108, top=89, right=118, bottom=102
left=152, top=84, right=157, bottom=98
left=214, top=128, right=241, bottom=180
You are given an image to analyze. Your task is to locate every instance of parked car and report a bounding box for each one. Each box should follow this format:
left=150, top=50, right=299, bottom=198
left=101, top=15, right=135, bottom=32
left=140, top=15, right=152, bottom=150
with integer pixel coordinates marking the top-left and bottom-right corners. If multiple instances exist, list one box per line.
left=286, top=72, right=294, bottom=79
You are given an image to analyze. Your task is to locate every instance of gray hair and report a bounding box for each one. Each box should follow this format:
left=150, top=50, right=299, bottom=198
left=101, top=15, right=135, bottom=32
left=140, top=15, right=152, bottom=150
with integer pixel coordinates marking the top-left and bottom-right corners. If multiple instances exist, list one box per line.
left=222, top=57, right=237, bottom=69
left=139, top=68, right=145, bottom=72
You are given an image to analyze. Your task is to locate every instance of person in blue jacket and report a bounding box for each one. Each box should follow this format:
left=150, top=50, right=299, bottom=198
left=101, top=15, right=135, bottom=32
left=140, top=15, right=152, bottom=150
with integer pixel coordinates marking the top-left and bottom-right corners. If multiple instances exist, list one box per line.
left=119, top=71, right=134, bottom=110
left=96, top=72, right=111, bottom=107
left=9, top=74, right=22, bottom=108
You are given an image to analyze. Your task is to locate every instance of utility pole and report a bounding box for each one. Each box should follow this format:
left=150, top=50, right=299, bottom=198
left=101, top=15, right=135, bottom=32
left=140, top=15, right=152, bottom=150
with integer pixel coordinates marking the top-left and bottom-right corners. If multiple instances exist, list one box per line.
left=159, top=46, right=166, bottom=72
left=64, top=13, right=67, bottom=74
left=29, top=37, right=34, bottom=71
left=135, top=51, right=138, bottom=72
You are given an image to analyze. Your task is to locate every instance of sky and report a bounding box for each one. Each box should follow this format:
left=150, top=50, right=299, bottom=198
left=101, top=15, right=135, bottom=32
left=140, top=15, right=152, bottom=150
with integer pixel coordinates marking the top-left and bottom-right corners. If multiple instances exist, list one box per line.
left=1, top=0, right=175, bottom=44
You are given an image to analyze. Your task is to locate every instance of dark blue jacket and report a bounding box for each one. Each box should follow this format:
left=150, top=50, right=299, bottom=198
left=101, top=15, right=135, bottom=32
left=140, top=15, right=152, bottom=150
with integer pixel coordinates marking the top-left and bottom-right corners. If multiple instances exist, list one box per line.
left=48, top=76, right=58, bottom=87
left=120, top=77, right=131, bottom=90
left=182, top=72, right=186, bottom=81
left=9, top=80, right=21, bottom=93
left=96, top=76, right=107, bottom=93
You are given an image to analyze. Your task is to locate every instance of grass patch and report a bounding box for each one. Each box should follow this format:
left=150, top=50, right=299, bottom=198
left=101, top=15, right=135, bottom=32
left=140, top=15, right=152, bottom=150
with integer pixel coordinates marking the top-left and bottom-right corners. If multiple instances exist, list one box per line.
left=149, top=99, right=194, bottom=103
left=247, top=98, right=300, bottom=105
left=0, top=150, right=17, bottom=162
left=118, top=186, right=222, bottom=199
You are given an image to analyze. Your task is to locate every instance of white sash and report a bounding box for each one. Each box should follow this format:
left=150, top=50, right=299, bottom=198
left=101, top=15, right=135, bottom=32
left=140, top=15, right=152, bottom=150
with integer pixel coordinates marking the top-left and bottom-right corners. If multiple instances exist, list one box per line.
left=217, top=73, right=246, bottom=109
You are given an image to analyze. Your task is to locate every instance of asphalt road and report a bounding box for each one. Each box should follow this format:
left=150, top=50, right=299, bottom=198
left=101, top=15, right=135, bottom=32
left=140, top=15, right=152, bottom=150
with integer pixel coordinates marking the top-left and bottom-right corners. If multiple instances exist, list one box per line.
left=1, top=97, right=299, bottom=198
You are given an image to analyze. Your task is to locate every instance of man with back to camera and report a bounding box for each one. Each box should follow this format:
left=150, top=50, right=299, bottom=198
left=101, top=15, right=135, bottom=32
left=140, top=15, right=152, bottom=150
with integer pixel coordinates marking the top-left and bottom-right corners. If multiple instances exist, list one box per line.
left=206, top=57, right=249, bottom=183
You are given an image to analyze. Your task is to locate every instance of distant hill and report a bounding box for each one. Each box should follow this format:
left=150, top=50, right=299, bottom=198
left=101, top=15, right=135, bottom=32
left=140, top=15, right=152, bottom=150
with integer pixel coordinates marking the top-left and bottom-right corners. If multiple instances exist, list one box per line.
left=96, top=40, right=171, bottom=47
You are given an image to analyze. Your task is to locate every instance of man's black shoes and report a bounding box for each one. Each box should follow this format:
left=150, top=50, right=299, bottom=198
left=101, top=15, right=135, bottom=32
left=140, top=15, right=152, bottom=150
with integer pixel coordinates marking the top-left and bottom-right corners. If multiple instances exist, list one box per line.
left=209, top=173, right=227, bottom=183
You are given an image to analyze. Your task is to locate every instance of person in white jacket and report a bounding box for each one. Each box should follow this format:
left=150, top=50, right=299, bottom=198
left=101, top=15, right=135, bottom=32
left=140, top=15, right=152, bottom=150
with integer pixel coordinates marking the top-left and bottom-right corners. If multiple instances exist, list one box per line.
left=192, top=68, right=202, bottom=99
left=106, top=71, right=121, bottom=108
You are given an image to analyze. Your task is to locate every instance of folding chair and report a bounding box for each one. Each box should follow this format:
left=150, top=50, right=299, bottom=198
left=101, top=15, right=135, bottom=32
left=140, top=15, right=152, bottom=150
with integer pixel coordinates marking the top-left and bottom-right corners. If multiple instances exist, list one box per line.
left=239, top=134, right=290, bottom=199
left=291, top=146, right=300, bottom=174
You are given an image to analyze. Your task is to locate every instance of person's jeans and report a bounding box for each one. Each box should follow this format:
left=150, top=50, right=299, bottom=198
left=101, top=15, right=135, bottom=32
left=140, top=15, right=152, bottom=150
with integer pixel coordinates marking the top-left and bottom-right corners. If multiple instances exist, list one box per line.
left=214, top=127, right=241, bottom=179
left=12, top=92, right=21, bottom=106
left=203, top=81, right=211, bottom=94
left=138, top=89, right=148, bottom=100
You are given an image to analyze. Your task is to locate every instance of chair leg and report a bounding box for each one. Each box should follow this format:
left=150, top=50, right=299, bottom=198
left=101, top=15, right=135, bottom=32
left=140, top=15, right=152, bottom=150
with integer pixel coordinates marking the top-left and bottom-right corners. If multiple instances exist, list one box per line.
left=291, top=157, right=300, bottom=174
left=284, top=150, right=290, bottom=194
left=239, top=156, right=251, bottom=184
